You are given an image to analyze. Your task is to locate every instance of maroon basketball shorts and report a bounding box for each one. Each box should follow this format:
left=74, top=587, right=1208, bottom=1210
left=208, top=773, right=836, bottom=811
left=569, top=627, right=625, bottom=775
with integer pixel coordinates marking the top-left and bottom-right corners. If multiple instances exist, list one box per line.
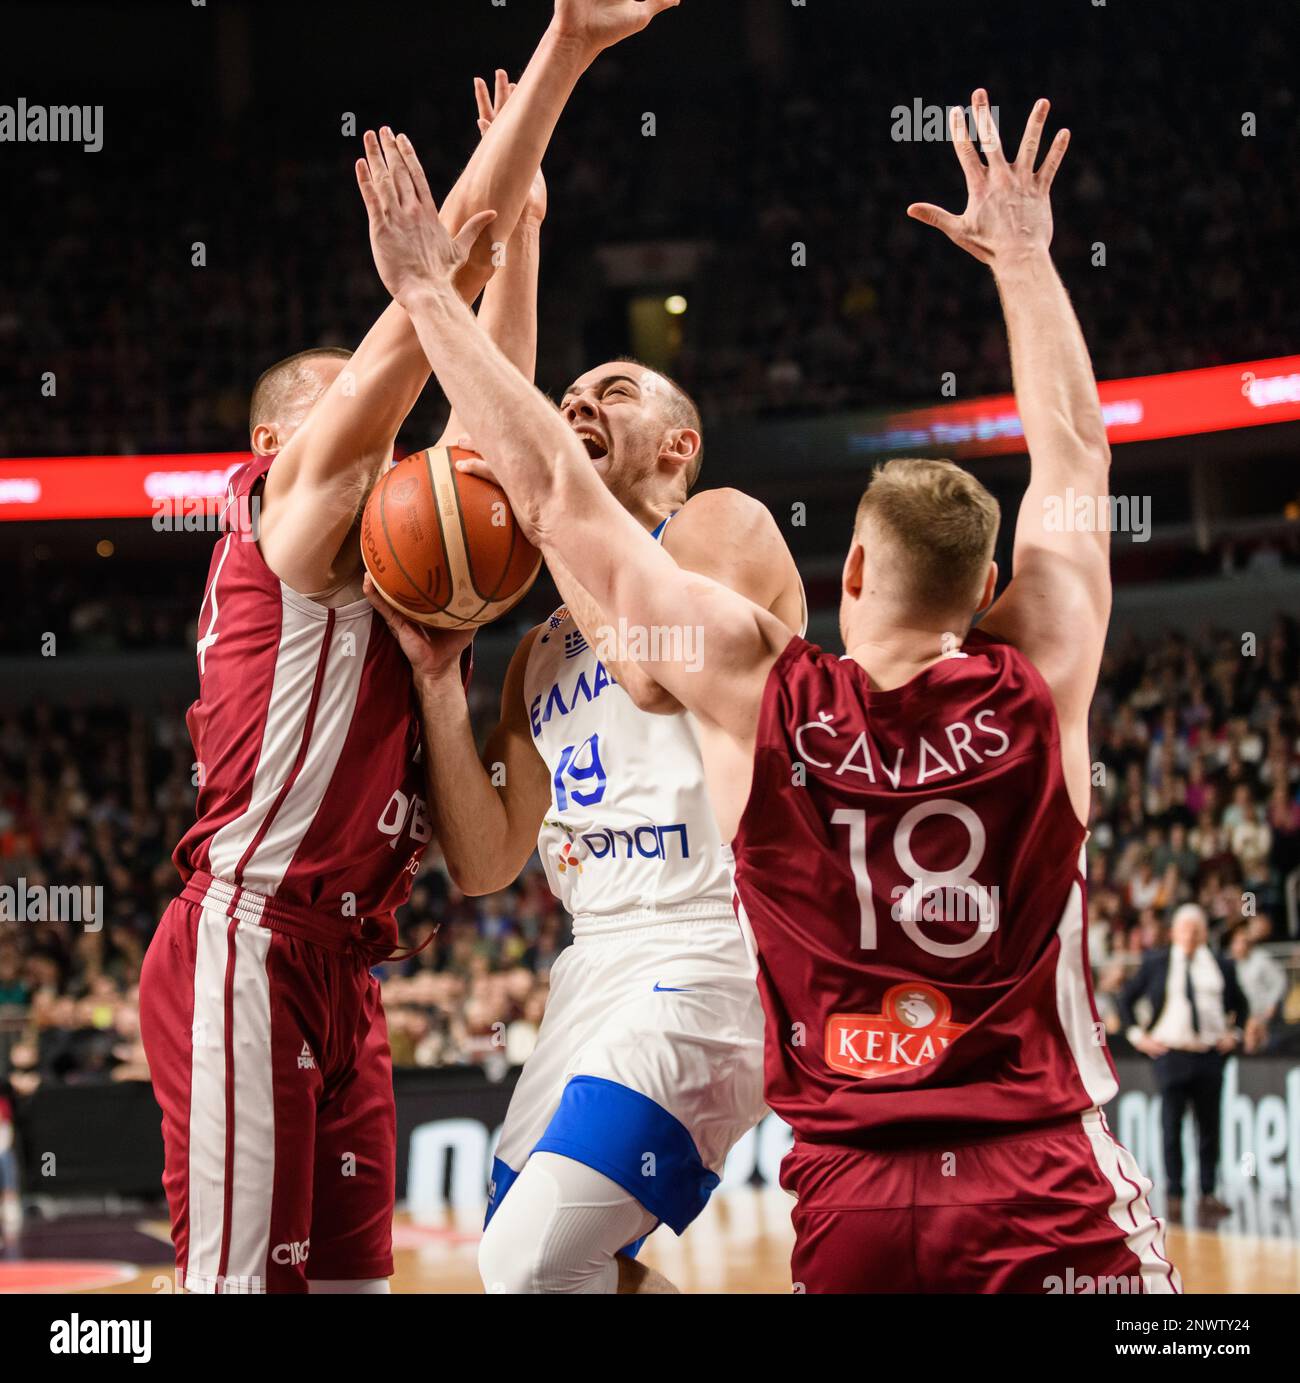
left=139, top=873, right=396, bottom=1293
left=781, top=1111, right=1181, bottom=1294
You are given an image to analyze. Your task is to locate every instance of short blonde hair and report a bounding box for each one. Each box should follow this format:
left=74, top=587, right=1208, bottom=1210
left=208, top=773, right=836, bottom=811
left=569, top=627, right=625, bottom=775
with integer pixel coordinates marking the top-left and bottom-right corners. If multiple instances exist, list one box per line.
left=249, top=347, right=352, bottom=432
left=854, top=458, right=1000, bottom=610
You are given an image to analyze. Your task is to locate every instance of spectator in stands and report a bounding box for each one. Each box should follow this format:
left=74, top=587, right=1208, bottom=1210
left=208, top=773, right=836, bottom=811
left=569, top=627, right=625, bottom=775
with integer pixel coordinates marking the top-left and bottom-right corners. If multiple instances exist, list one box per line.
left=1, top=8, right=1296, bottom=457
left=0, top=941, right=28, bottom=1008
left=0, top=1082, right=20, bottom=1244
left=1120, top=904, right=1249, bottom=1222
left=1226, top=785, right=1272, bottom=887
left=1228, top=922, right=1288, bottom=1054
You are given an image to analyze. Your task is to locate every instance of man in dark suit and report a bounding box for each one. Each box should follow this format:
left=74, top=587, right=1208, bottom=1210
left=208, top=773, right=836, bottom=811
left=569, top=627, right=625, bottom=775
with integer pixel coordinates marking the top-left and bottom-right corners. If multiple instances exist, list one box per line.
left=1120, top=904, right=1249, bottom=1222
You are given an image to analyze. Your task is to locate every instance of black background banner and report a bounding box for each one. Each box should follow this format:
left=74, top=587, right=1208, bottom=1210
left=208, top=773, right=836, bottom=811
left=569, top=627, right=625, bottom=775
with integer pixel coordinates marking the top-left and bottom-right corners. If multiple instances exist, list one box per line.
left=15, top=1057, right=1300, bottom=1200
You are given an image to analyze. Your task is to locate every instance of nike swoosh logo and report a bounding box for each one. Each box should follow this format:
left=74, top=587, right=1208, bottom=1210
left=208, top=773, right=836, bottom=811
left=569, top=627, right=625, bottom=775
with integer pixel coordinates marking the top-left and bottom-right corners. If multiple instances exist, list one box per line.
left=653, top=982, right=693, bottom=993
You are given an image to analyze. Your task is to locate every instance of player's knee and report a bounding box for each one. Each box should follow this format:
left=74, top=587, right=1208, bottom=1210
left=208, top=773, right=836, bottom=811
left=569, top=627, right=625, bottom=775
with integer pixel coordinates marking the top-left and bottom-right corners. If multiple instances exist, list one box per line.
left=478, top=1194, right=614, bottom=1295
left=479, top=1228, right=609, bottom=1295
left=480, top=1208, right=595, bottom=1294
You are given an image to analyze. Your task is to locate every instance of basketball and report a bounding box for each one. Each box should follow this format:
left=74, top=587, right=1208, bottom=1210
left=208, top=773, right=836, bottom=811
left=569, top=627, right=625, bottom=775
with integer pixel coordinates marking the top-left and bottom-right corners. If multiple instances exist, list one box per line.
left=360, top=444, right=542, bottom=628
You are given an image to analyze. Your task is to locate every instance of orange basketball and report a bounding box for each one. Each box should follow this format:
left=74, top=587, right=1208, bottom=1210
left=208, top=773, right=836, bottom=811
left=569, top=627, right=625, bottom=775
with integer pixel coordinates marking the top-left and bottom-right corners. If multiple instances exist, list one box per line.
left=360, top=445, right=541, bottom=629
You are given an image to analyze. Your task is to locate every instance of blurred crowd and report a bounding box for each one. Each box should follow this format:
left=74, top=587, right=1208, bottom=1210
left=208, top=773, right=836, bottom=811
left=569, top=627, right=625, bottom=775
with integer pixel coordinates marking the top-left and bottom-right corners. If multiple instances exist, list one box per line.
left=1, top=616, right=1298, bottom=1091
left=0, top=9, right=1294, bottom=456
left=1086, top=617, right=1300, bottom=1051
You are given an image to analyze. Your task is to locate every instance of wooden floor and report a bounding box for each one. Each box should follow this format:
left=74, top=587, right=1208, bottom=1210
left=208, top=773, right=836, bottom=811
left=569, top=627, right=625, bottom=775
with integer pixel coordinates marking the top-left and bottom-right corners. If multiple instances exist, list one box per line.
left=74, top=1189, right=1300, bottom=1294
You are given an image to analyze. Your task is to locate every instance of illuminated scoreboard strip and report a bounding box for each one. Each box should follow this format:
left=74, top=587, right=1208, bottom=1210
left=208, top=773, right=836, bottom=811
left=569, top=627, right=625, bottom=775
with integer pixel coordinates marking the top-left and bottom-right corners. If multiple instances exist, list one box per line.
left=0, top=452, right=251, bottom=522
left=848, top=354, right=1300, bottom=459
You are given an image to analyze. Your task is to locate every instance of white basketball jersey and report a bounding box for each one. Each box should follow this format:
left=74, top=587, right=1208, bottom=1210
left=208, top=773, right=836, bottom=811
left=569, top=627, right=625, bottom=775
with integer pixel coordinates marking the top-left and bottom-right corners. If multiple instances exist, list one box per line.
left=523, top=516, right=804, bottom=925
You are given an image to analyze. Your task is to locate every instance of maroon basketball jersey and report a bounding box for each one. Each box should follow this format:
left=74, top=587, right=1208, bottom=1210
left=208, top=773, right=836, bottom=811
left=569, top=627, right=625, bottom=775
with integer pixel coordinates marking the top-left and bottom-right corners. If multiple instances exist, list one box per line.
left=172, top=456, right=431, bottom=944
left=729, top=630, right=1116, bottom=1144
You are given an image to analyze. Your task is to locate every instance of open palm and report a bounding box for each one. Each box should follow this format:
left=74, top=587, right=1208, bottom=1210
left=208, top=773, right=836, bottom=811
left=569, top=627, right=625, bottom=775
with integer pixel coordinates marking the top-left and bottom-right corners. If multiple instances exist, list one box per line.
left=907, top=90, right=1070, bottom=269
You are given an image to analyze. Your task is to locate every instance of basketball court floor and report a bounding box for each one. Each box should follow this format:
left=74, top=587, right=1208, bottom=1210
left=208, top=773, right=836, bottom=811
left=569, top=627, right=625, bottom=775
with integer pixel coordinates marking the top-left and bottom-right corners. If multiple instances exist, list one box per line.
left=2, top=1187, right=1296, bottom=1293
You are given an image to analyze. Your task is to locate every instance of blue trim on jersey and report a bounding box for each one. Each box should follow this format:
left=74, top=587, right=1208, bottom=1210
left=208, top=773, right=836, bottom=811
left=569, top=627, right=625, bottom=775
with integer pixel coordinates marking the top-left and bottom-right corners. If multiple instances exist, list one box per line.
left=650, top=512, right=678, bottom=543
left=484, top=1156, right=520, bottom=1228
left=533, top=1074, right=719, bottom=1235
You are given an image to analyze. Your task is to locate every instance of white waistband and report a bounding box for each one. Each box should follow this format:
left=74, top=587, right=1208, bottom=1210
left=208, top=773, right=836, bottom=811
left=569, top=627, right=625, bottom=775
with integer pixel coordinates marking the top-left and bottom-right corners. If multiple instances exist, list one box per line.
left=571, top=899, right=736, bottom=939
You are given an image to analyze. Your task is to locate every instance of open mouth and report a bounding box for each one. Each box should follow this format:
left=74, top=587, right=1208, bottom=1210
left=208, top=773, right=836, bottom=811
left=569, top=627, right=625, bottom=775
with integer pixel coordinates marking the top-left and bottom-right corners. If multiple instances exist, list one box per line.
left=574, top=428, right=609, bottom=462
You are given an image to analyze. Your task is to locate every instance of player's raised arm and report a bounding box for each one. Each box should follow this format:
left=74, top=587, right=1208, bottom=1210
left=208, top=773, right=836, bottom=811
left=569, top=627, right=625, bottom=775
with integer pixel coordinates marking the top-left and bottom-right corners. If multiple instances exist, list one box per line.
left=908, top=91, right=1109, bottom=814
left=259, top=1, right=679, bottom=595
left=356, top=132, right=789, bottom=741
left=440, top=0, right=679, bottom=298
left=438, top=72, right=546, bottom=449
left=364, top=77, right=553, bottom=898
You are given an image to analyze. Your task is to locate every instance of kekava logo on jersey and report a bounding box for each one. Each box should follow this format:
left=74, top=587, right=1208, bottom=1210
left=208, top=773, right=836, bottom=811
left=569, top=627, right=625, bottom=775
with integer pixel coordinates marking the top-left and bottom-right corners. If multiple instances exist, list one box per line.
left=825, top=982, right=968, bottom=1080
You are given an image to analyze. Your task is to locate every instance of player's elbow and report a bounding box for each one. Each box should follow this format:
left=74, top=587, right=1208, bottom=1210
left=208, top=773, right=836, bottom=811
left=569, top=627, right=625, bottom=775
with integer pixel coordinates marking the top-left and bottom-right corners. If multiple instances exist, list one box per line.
left=443, top=852, right=511, bottom=898
left=1089, top=430, right=1112, bottom=479
left=1061, top=413, right=1112, bottom=479
left=621, top=676, right=683, bottom=716
left=450, top=869, right=510, bottom=899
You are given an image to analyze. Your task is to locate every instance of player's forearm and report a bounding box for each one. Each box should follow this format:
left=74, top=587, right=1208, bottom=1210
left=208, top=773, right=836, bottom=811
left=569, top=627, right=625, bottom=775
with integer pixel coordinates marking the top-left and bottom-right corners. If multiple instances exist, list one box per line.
left=328, top=198, right=545, bottom=468
left=480, top=219, right=541, bottom=381
left=346, top=23, right=576, bottom=431
left=994, top=251, right=1110, bottom=484
left=339, top=300, right=431, bottom=447
left=414, top=670, right=519, bottom=894
left=363, top=218, right=541, bottom=442
left=439, top=25, right=588, bottom=300
left=441, top=220, right=541, bottom=446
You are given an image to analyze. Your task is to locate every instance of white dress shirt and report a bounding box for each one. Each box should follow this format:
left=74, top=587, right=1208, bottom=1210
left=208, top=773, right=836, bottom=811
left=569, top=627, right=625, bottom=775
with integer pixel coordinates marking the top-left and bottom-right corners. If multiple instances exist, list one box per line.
left=1149, top=945, right=1228, bottom=1051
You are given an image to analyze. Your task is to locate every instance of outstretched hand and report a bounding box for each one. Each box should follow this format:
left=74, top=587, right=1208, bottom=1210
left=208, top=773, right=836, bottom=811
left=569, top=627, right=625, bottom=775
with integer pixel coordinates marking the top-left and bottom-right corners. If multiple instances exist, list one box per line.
left=355, top=127, right=497, bottom=306
left=907, top=90, right=1069, bottom=271
left=552, top=0, right=681, bottom=58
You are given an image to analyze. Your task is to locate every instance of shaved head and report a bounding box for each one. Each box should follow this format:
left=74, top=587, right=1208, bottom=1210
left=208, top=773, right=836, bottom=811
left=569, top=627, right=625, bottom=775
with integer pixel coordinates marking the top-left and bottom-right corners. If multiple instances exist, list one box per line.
left=609, top=358, right=704, bottom=489
left=249, top=347, right=352, bottom=442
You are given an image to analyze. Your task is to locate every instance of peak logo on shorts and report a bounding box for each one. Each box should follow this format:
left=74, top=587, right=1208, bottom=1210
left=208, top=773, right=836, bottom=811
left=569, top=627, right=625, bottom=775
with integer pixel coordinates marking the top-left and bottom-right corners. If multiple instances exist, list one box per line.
left=825, top=983, right=966, bottom=1080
